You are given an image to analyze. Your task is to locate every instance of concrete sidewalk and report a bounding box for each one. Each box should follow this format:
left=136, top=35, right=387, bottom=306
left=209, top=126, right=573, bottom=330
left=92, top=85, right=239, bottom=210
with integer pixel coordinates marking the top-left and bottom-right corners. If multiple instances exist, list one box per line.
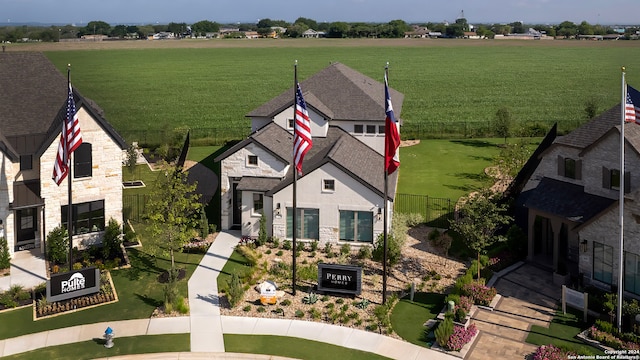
left=187, top=230, right=240, bottom=353
left=0, top=248, right=47, bottom=292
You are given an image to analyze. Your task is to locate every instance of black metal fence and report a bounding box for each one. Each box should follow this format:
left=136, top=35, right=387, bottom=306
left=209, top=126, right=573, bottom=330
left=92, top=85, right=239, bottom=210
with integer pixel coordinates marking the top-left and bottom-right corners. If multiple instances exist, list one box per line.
left=123, top=194, right=150, bottom=223
left=394, top=193, right=454, bottom=229
left=400, top=118, right=584, bottom=140
left=119, top=125, right=251, bottom=148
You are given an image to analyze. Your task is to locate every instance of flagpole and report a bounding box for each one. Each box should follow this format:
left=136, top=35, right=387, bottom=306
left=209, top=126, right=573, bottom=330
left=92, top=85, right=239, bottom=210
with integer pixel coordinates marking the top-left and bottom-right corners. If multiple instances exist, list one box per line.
left=382, top=63, right=390, bottom=305
left=618, top=67, right=626, bottom=332
left=67, top=65, right=74, bottom=272
left=292, top=60, right=298, bottom=296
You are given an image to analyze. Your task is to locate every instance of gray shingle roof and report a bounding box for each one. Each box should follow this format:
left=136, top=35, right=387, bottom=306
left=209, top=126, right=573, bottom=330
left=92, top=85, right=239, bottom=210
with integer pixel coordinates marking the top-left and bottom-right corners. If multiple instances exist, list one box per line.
left=247, top=62, right=404, bottom=122
left=555, top=105, right=623, bottom=149
left=520, top=177, right=615, bottom=224
left=0, top=52, right=126, bottom=158
left=214, top=122, right=292, bottom=163
left=267, top=126, right=397, bottom=200
left=237, top=177, right=283, bottom=192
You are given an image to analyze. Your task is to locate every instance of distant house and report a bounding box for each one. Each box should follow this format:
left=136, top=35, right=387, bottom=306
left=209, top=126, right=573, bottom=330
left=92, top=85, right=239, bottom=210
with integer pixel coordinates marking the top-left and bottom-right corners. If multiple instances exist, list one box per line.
left=0, top=52, right=127, bottom=258
left=302, top=29, right=325, bottom=38
left=215, top=63, right=403, bottom=245
left=81, top=34, right=108, bottom=41
left=463, top=31, right=480, bottom=39
left=517, top=105, right=640, bottom=296
left=404, top=26, right=430, bottom=38
left=244, top=31, right=260, bottom=39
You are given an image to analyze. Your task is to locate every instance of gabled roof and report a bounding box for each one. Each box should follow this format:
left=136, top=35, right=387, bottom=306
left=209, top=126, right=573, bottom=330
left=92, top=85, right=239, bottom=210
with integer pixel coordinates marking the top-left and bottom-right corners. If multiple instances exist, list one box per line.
left=267, top=126, right=397, bottom=200
left=247, top=62, right=404, bottom=122
left=214, top=122, right=292, bottom=164
left=554, top=105, right=622, bottom=150
left=0, top=52, right=126, bottom=158
left=519, top=177, right=615, bottom=224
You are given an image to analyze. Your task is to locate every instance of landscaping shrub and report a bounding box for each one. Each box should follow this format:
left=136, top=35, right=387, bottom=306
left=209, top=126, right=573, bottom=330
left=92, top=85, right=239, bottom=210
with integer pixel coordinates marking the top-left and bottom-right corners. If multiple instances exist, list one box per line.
left=435, top=317, right=454, bottom=348
left=226, top=273, right=244, bottom=307
left=282, top=239, right=292, bottom=250
left=372, top=233, right=402, bottom=267
left=340, top=243, right=351, bottom=256
left=297, top=263, right=318, bottom=281
left=102, top=218, right=122, bottom=260
left=257, top=213, right=267, bottom=247
left=0, top=237, right=10, bottom=269
left=46, top=226, right=68, bottom=265
left=310, top=240, right=318, bottom=252
left=357, top=246, right=371, bottom=259
left=236, top=245, right=260, bottom=266
left=587, top=326, right=640, bottom=350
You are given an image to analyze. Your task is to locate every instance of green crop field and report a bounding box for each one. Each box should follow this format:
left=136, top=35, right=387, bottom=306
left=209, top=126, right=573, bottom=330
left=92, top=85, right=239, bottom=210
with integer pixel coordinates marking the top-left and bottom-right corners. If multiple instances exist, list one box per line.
left=37, top=39, right=640, bottom=144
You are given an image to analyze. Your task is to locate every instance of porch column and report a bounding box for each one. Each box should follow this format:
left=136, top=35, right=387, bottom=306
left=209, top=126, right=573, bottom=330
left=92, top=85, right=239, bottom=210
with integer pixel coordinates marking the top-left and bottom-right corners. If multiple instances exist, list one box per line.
left=549, top=218, right=563, bottom=272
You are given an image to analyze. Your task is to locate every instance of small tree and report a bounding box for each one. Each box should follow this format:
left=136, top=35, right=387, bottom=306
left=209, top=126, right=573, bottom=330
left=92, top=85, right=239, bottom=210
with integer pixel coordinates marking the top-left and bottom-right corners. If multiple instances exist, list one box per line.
left=125, top=143, right=139, bottom=181
left=199, top=207, right=209, bottom=239
left=146, top=165, right=202, bottom=274
left=450, top=190, right=512, bottom=281
left=493, top=106, right=513, bottom=144
left=46, top=226, right=69, bottom=265
left=0, top=237, right=10, bottom=269
left=584, top=97, right=599, bottom=119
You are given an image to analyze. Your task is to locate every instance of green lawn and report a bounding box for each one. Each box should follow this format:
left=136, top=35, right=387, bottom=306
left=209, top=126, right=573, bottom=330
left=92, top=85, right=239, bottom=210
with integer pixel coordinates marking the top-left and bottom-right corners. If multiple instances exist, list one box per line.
left=1, top=334, right=190, bottom=360
left=398, top=138, right=539, bottom=200
left=526, top=308, right=605, bottom=356
left=43, top=42, right=640, bottom=143
left=225, top=334, right=392, bottom=360
left=390, top=292, right=445, bottom=347
left=0, top=248, right=204, bottom=340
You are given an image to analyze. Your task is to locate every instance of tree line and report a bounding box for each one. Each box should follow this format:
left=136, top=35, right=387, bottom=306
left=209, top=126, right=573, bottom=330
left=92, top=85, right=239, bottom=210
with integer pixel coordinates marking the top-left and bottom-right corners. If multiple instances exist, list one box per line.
left=0, top=18, right=638, bottom=43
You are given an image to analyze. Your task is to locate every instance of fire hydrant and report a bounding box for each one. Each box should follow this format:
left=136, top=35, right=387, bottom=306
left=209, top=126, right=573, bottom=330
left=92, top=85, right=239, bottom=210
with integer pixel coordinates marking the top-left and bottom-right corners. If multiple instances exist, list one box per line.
left=104, top=327, right=114, bottom=348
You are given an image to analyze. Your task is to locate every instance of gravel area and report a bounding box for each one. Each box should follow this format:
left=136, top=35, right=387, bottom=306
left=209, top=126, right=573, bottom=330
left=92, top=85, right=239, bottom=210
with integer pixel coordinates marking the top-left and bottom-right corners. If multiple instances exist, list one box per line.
left=218, top=225, right=466, bottom=335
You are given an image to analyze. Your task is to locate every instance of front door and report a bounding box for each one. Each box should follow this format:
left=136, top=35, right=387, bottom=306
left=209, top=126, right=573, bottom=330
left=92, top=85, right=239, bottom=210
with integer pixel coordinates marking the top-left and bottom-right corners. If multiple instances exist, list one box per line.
left=15, top=208, right=36, bottom=251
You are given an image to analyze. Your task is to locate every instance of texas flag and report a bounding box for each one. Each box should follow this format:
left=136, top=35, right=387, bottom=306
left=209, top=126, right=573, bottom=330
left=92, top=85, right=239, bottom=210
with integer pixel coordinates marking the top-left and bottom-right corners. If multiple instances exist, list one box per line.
left=384, top=74, right=400, bottom=175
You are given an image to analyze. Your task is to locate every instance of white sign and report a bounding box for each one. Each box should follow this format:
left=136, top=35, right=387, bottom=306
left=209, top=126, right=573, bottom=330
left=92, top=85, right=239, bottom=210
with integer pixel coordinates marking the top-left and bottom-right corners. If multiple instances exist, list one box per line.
left=61, top=273, right=86, bottom=293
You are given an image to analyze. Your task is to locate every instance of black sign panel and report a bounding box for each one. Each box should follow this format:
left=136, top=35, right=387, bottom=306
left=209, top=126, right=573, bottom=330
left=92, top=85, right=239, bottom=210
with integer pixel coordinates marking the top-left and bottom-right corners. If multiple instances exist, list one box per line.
left=47, top=267, right=100, bottom=302
left=317, top=263, right=362, bottom=295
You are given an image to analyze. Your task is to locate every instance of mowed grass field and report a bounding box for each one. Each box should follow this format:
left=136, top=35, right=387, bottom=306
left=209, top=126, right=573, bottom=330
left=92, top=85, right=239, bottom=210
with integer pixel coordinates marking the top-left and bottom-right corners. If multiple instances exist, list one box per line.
left=27, top=38, right=640, bottom=142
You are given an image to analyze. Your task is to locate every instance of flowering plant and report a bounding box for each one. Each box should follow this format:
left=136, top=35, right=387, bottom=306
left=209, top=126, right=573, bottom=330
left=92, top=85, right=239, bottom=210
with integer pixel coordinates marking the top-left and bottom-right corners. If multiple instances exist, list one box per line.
left=588, top=326, right=640, bottom=350
left=445, top=323, right=477, bottom=351
left=461, top=283, right=497, bottom=306
left=454, top=296, right=473, bottom=322
left=532, top=345, right=575, bottom=360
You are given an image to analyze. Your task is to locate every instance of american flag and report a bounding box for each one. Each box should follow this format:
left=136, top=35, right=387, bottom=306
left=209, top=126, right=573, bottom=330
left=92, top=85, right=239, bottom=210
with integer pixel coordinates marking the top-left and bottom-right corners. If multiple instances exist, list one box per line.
left=293, top=83, right=312, bottom=175
left=52, top=83, right=83, bottom=185
left=384, top=73, right=400, bottom=175
left=626, top=85, right=640, bottom=125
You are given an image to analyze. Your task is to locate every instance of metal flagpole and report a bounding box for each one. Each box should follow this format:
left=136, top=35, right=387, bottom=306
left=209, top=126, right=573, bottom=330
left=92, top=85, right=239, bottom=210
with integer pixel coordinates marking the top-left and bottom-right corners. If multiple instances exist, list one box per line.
left=618, top=67, right=626, bottom=332
left=382, top=63, right=390, bottom=305
left=67, top=65, right=74, bottom=272
left=292, top=60, right=298, bottom=296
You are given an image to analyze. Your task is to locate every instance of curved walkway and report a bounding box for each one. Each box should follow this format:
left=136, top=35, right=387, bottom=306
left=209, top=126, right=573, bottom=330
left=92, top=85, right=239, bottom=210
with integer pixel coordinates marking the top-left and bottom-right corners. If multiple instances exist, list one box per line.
left=0, top=231, right=456, bottom=360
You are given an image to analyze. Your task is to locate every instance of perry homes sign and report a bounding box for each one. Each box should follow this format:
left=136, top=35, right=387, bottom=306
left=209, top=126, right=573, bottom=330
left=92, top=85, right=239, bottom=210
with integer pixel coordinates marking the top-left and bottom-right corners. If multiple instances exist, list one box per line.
left=47, top=267, right=100, bottom=302
left=317, top=263, right=362, bottom=295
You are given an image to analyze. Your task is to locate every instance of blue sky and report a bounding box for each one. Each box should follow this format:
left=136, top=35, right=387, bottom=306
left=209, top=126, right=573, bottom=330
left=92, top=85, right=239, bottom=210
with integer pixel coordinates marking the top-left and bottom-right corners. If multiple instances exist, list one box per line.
left=4, top=0, right=639, bottom=26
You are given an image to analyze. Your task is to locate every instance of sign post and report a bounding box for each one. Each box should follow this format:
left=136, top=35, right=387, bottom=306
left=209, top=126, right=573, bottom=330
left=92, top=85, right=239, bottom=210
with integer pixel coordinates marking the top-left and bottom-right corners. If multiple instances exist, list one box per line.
left=562, top=285, right=588, bottom=323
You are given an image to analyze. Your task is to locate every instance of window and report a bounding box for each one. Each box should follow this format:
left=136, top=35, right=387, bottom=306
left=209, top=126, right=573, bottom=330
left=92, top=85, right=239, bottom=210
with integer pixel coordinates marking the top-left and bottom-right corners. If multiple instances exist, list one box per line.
left=323, top=179, right=335, bottom=191
left=354, top=125, right=364, bottom=134
left=288, top=118, right=294, bottom=129
left=247, top=155, right=258, bottom=166
left=19, top=155, right=32, bottom=171
left=61, top=200, right=105, bottom=235
left=339, top=210, right=373, bottom=243
left=625, top=252, right=640, bottom=296
left=564, top=158, right=576, bottom=179
left=366, top=125, right=376, bottom=134
left=602, top=167, right=630, bottom=193
left=593, top=241, right=613, bottom=284
left=286, top=208, right=319, bottom=240
left=253, top=193, right=263, bottom=214
left=378, top=125, right=385, bottom=134
left=557, top=155, right=581, bottom=180
left=74, top=143, right=92, bottom=178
